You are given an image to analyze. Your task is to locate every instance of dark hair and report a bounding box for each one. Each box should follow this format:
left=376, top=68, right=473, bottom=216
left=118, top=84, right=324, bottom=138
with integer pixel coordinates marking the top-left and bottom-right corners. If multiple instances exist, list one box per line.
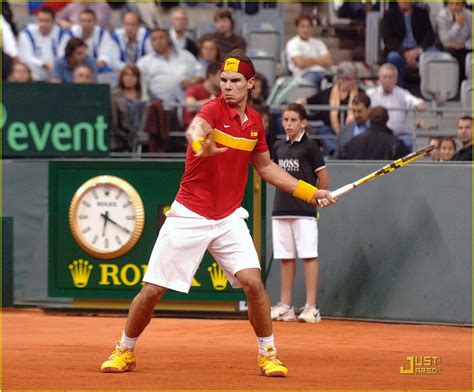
left=37, top=7, right=55, bottom=18
left=282, top=103, right=308, bottom=121
left=65, top=37, right=87, bottom=61
left=254, top=72, right=269, bottom=100
left=352, top=92, right=371, bottom=108
left=206, top=62, right=220, bottom=78
left=80, top=9, right=97, bottom=18
left=459, top=115, right=473, bottom=122
left=222, top=49, right=256, bottom=80
left=214, top=8, right=234, bottom=29
left=150, top=27, right=173, bottom=47
left=295, top=14, right=313, bottom=27
left=369, top=106, right=389, bottom=126
left=118, top=64, right=142, bottom=96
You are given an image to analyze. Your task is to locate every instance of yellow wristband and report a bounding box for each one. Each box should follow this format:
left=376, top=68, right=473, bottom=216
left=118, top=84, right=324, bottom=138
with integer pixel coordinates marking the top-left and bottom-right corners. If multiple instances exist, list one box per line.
left=292, top=180, right=318, bottom=203
left=191, top=137, right=205, bottom=153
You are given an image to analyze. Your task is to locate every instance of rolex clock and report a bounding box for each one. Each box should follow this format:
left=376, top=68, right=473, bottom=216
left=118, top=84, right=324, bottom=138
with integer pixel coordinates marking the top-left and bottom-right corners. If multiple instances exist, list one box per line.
left=69, top=175, right=145, bottom=259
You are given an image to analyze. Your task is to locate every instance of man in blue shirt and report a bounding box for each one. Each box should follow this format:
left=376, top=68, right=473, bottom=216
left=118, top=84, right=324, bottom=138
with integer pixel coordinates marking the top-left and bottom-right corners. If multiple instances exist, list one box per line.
left=337, top=93, right=371, bottom=157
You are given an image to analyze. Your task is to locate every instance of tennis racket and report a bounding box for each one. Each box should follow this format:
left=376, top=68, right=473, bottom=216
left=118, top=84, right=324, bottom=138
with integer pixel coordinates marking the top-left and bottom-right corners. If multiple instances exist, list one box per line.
left=330, top=145, right=434, bottom=199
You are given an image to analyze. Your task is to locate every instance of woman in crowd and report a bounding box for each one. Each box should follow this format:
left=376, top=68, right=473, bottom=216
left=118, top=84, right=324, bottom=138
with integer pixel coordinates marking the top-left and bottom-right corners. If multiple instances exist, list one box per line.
left=196, top=37, right=220, bottom=76
left=297, top=61, right=362, bottom=155
left=110, top=65, right=145, bottom=152
left=8, top=62, right=33, bottom=83
left=250, top=72, right=269, bottom=111
left=439, top=137, right=457, bottom=161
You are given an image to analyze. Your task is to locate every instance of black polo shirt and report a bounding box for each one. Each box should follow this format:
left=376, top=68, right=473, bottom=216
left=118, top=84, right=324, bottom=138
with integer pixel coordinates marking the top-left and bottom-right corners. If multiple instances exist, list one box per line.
left=272, top=132, right=326, bottom=217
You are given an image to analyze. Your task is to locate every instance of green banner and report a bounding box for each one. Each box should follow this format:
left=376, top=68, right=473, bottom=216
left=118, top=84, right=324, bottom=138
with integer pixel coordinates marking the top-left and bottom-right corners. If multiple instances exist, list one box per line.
left=49, top=161, right=253, bottom=300
left=2, top=83, right=109, bottom=157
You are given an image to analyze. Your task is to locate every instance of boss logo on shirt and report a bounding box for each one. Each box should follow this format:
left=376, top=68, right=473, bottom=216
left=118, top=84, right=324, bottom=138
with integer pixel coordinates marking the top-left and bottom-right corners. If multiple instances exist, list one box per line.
left=250, top=130, right=258, bottom=137
left=279, top=159, right=300, bottom=172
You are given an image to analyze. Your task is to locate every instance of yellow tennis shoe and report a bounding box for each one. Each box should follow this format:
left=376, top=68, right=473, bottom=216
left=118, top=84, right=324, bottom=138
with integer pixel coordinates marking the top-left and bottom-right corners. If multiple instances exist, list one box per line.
left=258, top=354, right=288, bottom=377
left=101, top=345, right=136, bottom=373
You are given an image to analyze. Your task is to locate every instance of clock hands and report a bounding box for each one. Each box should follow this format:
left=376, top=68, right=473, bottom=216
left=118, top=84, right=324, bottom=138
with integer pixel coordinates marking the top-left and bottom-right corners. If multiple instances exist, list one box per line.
left=102, top=211, right=109, bottom=237
left=100, top=212, right=131, bottom=234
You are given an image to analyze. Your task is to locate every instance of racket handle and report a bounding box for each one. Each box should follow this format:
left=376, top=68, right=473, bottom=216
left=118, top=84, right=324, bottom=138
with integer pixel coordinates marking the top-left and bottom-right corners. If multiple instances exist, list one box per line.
left=330, top=184, right=355, bottom=198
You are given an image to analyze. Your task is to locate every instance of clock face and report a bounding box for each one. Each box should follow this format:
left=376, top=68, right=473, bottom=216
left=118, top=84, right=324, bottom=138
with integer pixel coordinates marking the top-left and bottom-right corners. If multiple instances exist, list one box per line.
left=69, top=176, right=145, bottom=259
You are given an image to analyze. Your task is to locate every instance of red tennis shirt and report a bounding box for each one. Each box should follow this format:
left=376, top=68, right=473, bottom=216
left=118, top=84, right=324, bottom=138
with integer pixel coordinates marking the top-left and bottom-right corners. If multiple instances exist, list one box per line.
left=175, top=96, right=268, bottom=220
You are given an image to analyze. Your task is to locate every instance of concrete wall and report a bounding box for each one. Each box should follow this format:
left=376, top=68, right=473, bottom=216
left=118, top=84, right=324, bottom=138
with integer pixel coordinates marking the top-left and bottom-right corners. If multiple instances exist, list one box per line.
left=266, top=161, right=472, bottom=324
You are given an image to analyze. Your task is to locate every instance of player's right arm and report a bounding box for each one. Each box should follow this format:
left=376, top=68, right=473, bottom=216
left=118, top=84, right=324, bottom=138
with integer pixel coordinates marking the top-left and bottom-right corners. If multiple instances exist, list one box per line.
left=185, top=116, right=228, bottom=157
left=251, top=150, right=336, bottom=207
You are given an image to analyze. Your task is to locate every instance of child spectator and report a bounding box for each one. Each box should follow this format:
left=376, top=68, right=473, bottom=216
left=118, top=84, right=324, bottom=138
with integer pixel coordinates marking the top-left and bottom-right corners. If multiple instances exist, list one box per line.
left=270, top=103, right=329, bottom=323
left=439, top=137, right=457, bottom=161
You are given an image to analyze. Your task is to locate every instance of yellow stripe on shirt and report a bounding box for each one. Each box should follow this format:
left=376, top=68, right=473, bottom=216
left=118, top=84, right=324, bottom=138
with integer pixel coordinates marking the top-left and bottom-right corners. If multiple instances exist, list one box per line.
left=212, top=129, right=258, bottom=152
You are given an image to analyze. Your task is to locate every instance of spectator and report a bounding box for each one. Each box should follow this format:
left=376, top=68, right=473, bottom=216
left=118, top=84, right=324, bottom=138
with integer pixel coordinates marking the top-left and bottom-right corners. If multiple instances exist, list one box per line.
left=73, top=64, right=95, bottom=84
left=137, top=28, right=201, bottom=102
left=340, top=106, right=410, bottom=160
left=270, top=103, right=329, bottom=323
left=337, top=92, right=372, bottom=157
left=18, top=7, right=72, bottom=81
left=381, top=0, right=437, bottom=87
left=169, top=8, right=198, bottom=58
left=53, top=37, right=97, bottom=83
left=250, top=72, right=269, bottom=110
left=366, top=63, right=425, bottom=151
left=427, top=136, right=441, bottom=161
left=57, top=1, right=112, bottom=31
left=70, top=9, right=115, bottom=72
left=297, top=62, right=361, bottom=155
left=202, top=8, right=246, bottom=59
left=183, top=62, right=221, bottom=129
left=436, top=0, right=472, bottom=80
left=110, top=65, right=145, bottom=152
left=2, top=15, right=18, bottom=59
left=197, top=37, right=220, bottom=69
left=439, top=137, right=457, bottom=161
left=109, top=12, right=151, bottom=71
left=286, top=14, right=333, bottom=88
left=125, top=2, right=161, bottom=30
left=452, top=116, right=473, bottom=160
left=8, top=62, right=33, bottom=83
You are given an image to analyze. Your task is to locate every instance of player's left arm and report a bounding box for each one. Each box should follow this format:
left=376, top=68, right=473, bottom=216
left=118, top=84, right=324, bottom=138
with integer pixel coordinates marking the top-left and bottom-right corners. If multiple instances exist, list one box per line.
left=250, top=151, right=336, bottom=207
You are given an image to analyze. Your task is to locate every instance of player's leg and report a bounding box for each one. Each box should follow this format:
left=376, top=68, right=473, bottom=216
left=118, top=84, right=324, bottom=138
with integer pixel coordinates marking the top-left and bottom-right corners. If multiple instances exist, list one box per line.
left=101, top=203, right=212, bottom=373
left=271, top=219, right=297, bottom=321
left=209, top=210, right=288, bottom=377
left=101, top=283, right=166, bottom=373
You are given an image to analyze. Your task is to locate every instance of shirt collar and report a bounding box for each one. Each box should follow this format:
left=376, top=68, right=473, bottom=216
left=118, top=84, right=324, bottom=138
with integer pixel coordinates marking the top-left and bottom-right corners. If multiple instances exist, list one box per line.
left=286, top=130, right=305, bottom=143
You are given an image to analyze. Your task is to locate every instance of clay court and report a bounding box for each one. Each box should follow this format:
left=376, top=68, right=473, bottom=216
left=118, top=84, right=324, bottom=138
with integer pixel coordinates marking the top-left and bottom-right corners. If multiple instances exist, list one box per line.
left=2, top=308, right=472, bottom=390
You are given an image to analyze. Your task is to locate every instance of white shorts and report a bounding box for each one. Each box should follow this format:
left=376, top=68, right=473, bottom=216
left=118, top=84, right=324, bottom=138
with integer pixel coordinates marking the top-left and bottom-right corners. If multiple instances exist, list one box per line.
left=143, top=201, right=260, bottom=293
left=272, top=217, right=318, bottom=259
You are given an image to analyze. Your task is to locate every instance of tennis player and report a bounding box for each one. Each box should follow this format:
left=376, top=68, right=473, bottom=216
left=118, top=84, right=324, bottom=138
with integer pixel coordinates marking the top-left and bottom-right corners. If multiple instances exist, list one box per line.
left=101, top=50, right=336, bottom=377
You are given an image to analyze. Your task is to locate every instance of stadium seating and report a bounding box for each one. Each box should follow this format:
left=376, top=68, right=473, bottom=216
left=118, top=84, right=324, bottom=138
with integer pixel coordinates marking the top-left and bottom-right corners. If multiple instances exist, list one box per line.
left=460, top=79, right=472, bottom=111
left=419, top=52, right=459, bottom=105
left=247, top=29, right=281, bottom=60
left=465, top=52, right=472, bottom=80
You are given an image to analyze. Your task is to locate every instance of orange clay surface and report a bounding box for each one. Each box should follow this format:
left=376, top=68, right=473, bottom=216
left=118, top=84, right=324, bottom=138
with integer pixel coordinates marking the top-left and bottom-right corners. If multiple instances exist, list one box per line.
left=2, top=308, right=472, bottom=390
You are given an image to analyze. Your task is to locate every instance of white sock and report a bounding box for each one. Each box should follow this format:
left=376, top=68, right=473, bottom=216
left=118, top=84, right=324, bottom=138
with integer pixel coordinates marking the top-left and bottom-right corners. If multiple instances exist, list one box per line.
left=257, top=334, right=277, bottom=356
left=118, top=330, right=137, bottom=351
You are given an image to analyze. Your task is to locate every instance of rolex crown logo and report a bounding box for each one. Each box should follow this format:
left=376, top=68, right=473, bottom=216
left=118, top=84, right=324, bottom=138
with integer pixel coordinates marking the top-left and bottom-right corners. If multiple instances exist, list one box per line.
left=208, top=262, right=228, bottom=291
left=68, top=259, right=93, bottom=288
